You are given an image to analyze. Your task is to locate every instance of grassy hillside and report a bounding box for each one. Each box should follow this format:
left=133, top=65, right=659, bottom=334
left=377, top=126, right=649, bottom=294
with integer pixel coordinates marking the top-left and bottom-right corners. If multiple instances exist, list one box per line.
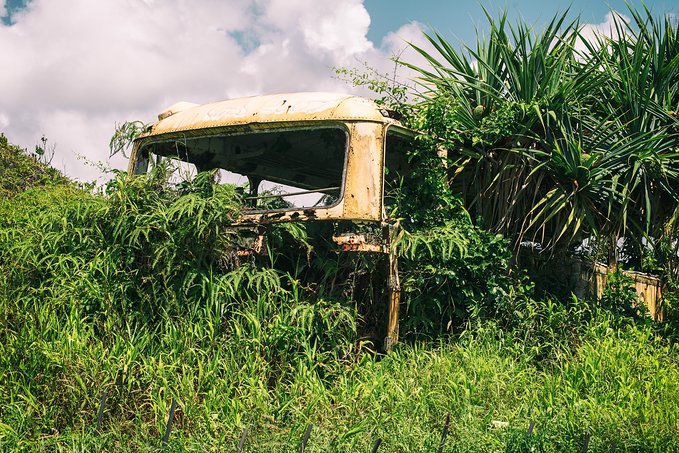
left=0, top=133, right=69, bottom=198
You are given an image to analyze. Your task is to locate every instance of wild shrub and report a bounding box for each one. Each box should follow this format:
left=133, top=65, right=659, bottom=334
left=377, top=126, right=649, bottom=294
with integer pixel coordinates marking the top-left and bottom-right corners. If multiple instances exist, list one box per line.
left=0, top=163, right=363, bottom=446
left=600, top=271, right=645, bottom=318
left=1, top=171, right=240, bottom=324
left=0, top=162, right=359, bottom=363
left=396, top=214, right=526, bottom=338
left=0, top=133, right=69, bottom=198
left=380, top=135, right=534, bottom=339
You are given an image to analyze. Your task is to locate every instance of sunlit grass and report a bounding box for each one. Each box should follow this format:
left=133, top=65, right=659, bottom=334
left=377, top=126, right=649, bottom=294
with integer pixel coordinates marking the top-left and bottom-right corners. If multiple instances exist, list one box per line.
left=2, top=299, right=678, bottom=451
left=1, top=143, right=678, bottom=452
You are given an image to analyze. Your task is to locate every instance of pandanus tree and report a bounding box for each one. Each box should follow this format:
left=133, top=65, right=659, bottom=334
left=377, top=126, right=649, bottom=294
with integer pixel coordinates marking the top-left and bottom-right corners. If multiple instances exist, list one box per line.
left=404, top=6, right=679, bottom=272
left=582, top=7, right=679, bottom=269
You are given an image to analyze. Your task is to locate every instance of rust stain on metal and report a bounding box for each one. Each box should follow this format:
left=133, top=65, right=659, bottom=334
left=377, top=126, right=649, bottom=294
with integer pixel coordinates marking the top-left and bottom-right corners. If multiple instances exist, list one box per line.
left=332, top=233, right=386, bottom=253
left=236, top=233, right=267, bottom=257
left=384, top=227, right=401, bottom=352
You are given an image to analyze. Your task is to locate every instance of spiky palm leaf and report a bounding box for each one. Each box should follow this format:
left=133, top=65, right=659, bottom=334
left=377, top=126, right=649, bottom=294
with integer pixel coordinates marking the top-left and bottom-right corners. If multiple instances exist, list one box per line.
left=405, top=6, right=679, bottom=259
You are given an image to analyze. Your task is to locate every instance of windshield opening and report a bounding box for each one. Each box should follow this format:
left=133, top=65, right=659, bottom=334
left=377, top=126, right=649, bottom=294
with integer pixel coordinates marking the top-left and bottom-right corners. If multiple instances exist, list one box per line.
left=136, top=126, right=348, bottom=211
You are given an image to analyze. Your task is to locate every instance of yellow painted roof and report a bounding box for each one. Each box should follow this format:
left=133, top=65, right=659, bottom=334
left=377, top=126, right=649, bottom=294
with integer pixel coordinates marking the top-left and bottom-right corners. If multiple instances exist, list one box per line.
left=145, top=92, right=396, bottom=137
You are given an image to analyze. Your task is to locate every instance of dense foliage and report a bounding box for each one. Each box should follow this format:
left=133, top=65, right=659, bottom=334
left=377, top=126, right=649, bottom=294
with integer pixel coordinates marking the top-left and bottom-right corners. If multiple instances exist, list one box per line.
left=403, top=7, right=679, bottom=273
left=1, top=139, right=678, bottom=450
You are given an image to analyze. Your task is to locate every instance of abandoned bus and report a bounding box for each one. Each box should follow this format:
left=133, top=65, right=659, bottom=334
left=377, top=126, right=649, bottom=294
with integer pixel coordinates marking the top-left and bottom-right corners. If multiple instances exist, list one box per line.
left=127, top=92, right=414, bottom=349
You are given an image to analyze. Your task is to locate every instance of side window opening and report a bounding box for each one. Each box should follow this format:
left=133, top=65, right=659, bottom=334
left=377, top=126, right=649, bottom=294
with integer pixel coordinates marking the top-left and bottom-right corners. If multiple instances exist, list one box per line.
left=384, top=127, right=414, bottom=217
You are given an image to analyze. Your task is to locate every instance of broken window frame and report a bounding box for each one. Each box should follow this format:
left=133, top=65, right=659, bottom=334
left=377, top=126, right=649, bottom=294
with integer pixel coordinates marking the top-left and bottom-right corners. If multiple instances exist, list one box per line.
left=131, top=123, right=351, bottom=213
left=382, top=124, right=417, bottom=221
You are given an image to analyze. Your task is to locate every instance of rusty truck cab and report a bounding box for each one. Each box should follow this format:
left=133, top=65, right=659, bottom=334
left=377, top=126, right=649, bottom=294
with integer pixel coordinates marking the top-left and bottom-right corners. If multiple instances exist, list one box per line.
left=127, top=92, right=412, bottom=348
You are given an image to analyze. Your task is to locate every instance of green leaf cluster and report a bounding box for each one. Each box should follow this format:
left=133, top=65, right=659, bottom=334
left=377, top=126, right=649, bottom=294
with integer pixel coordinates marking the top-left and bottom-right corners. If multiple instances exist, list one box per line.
left=404, top=6, right=679, bottom=263
left=1, top=132, right=679, bottom=451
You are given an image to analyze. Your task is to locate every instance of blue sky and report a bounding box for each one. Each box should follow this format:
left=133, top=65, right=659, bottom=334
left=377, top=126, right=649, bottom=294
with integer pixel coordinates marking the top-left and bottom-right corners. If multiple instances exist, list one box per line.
left=0, top=0, right=676, bottom=181
left=5, top=1, right=677, bottom=43
left=1, top=0, right=26, bottom=25
left=363, top=0, right=677, bottom=44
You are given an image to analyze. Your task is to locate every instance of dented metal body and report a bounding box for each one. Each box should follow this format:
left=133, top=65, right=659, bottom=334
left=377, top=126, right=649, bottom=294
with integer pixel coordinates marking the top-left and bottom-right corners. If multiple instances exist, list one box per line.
left=128, top=92, right=412, bottom=350
left=128, top=92, right=410, bottom=225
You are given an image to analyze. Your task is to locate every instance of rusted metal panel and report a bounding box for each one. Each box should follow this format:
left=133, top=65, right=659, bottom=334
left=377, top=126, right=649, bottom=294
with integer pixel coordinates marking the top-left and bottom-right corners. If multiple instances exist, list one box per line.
left=127, top=92, right=406, bottom=350
left=339, top=122, right=384, bottom=221
left=385, top=232, right=401, bottom=352
left=236, top=233, right=267, bottom=257
left=332, top=233, right=386, bottom=253
left=129, top=93, right=397, bottom=225
left=589, top=263, right=664, bottom=321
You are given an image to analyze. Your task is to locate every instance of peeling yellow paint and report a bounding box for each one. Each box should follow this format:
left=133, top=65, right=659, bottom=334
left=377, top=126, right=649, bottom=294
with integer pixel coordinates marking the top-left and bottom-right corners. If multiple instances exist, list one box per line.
left=143, top=92, right=399, bottom=136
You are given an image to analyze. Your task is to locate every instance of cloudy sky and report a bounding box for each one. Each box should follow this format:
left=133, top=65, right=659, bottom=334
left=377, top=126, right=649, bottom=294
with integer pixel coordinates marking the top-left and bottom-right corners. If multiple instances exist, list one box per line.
left=1, top=0, right=676, bottom=182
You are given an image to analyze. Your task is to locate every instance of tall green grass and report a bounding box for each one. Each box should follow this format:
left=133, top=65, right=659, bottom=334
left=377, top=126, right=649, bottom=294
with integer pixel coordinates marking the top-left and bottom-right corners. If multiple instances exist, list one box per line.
left=1, top=168, right=678, bottom=451
left=2, top=297, right=678, bottom=451
left=0, top=133, right=69, bottom=199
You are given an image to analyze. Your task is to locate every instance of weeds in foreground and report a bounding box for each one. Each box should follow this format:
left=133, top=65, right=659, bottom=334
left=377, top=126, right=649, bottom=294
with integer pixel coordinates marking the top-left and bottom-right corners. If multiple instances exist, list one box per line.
left=1, top=167, right=678, bottom=451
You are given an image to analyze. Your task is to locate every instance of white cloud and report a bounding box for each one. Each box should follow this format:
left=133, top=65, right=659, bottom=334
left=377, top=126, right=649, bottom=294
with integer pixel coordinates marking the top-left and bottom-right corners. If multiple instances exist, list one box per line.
left=324, top=21, right=439, bottom=101
left=0, top=0, right=252, bottom=111
left=300, top=3, right=373, bottom=59
left=575, top=11, right=630, bottom=54
left=0, top=0, right=414, bottom=182
left=379, top=21, right=438, bottom=88
left=381, top=21, right=429, bottom=66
